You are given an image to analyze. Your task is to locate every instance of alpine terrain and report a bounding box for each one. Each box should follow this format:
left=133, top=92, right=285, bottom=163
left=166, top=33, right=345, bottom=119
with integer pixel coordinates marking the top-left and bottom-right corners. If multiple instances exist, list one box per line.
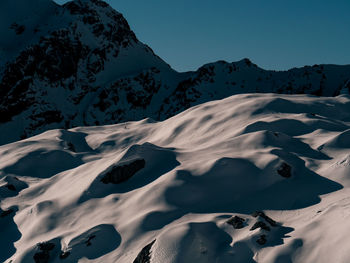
left=0, top=0, right=349, bottom=145
left=0, top=0, right=350, bottom=263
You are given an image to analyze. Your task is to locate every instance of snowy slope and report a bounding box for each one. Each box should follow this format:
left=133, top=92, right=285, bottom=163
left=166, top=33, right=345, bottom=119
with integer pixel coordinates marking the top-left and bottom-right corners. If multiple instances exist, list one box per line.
left=1, top=0, right=350, bottom=145
left=1, top=93, right=350, bottom=262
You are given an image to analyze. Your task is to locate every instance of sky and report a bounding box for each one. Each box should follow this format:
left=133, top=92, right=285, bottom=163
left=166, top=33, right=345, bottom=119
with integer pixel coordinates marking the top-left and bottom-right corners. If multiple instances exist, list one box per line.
left=54, top=0, right=350, bottom=72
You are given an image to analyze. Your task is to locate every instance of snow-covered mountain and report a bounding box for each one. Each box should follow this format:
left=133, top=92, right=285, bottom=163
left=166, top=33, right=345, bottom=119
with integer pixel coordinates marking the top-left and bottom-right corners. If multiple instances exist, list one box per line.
left=1, top=0, right=350, bottom=145
left=1, top=93, right=350, bottom=262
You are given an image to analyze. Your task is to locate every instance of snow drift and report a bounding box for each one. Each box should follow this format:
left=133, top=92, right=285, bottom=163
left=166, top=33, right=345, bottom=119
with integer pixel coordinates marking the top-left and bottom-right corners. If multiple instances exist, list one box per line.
left=1, top=93, right=350, bottom=262
left=0, top=0, right=349, bottom=145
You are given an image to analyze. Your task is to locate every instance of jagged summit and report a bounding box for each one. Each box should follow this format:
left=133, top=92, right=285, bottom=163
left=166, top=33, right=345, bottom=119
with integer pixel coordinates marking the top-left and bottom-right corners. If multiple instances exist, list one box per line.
left=0, top=0, right=349, bottom=145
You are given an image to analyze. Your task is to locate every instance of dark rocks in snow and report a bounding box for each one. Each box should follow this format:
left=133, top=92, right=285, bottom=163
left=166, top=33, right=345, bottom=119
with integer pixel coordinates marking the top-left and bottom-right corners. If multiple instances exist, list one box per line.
left=37, top=242, right=55, bottom=251
left=33, top=252, right=50, bottom=263
left=252, top=211, right=277, bottom=227
left=133, top=239, right=156, bottom=263
left=226, top=216, right=245, bottom=229
left=277, top=162, right=292, bottom=178
left=66, top=142, right=76, bottom=152
left=0, top=208, right=14, bottom=218
left=0, top=0, right=350, bottom=147
left=85, top=234, right=96, bottom=246
left=1, top=176, right=28, bottom=196
left=6, top=184, right=16, bottom=191
left=256, top=235, right=267, bottom=245
left=250, top=221, right=271, bottom=231
left=33, top=242, right=55, bottom=263
left=101, top=159, right=146, bottom=184
left=59, top=251, right=70, bottom=259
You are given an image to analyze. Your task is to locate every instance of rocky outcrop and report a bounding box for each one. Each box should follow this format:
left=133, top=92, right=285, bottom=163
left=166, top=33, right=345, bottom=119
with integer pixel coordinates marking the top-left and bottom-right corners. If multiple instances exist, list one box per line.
left=226, top=215, right=245, bottom=229
left=101, top=159, right=146, bottom=184
left=0, top=0, right=349, bottom=146
left=133, top=240, right=156, bottom=263
left=33, top=242, right=55, bottom=263
left=277, top=162, right=292, bottom=178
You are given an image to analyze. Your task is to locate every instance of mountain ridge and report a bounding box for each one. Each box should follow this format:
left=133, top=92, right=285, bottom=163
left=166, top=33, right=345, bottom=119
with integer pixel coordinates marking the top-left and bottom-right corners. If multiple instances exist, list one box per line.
left=0, top=0, right=349, bottom=145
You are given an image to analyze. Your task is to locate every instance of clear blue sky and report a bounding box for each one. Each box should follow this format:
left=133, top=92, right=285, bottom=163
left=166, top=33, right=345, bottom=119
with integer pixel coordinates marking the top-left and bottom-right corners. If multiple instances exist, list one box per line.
left=55, top=0, right=350, bottom=72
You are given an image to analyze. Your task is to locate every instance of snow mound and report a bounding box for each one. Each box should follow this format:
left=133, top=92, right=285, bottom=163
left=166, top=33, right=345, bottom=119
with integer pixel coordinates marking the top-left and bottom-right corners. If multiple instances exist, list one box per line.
left=0, top=0, right=349, bottom=146
left=1, top=93, right=350, bottom=262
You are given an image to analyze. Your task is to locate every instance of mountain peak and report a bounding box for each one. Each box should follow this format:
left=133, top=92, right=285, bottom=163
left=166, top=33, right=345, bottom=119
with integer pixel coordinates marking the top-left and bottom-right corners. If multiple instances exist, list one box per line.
left=0, top=0, right=349, bottom=146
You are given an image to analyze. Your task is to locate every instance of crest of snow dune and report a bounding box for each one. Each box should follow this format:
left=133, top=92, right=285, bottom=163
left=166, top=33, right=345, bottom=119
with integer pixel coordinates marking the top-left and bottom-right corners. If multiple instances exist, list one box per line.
left=0, top=0, right=349, bottom=146
left=1, top=93, right=350, bottom=262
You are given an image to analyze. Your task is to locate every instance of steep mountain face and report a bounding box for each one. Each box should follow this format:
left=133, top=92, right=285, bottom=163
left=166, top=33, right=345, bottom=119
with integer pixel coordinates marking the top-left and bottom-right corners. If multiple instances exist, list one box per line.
left=0, top=0, right=173, bottom=144
left=0, top=0, right=350, bottom=146
left=1, top=93, right=350, bottom=262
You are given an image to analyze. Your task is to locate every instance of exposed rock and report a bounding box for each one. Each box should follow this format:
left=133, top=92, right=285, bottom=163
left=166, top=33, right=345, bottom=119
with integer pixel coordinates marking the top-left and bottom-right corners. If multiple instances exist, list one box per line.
left=0, top=208, right=14, bottom=218
left=66, top=142, right=76, bottom=152
left=33, top=242, right=55, bottom=263
left=2, top=176, right=28, bottom=195
left=250, top=221, right=271, bottom=231
left=133, top=239, right=156, bottom=263
left=101, top=159, right=146, bottom=184
left=85, top=234, right=96, bottom=246
left=59, top=251, right=70, bottom=259
left=33, top=251, right=50, bottom=263
left=0, top=0, right=349, bottom=147
left=277, top=162, right=292, bottom=178
left=256, top=235, right=267, bottom=245
left=37, top=242, right=55, bottom=251
left=6, top=184, right=16, bottom=191
left=252, top=211, right=277, bottom=227
left=226, top=216, right=245, bottom=229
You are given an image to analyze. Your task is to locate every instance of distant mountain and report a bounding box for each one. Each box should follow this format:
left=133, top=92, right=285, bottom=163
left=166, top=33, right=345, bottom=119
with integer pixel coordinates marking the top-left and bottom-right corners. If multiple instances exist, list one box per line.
left=0, top=0, right=349, bottom=145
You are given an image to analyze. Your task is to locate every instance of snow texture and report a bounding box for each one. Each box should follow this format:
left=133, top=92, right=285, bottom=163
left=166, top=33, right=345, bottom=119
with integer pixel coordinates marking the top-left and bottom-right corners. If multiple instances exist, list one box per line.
left=0, top=0, right=349, bottom=145
left=1, top=93, right=350, bottom=262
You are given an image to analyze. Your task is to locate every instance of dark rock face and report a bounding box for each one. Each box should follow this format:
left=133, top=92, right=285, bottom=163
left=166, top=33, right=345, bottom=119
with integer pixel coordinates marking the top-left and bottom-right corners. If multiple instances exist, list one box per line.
left=226, top=216, right=245, bottom=229
left=66, top=142, right=76, bottom=152
left=85, top=234, right=96, bottom=246
left=0, top=0, right=349, bottom=146
left=133, top=239, right=156, bottom=263
left=0, top=208, right=14, bottom=218
left=59, top=251, right=70, bottom=259
left=6, top=184, right=16, bottom=191
left=33, top=242, right=55, bottom=263
left=0, top=0, right=145, bottom=144
left=250, top=221, right=271, bottom=231
left=101, top=159, right=146, bottom=184
left=1, top=176, right=29, bottom=197
left=277, top=162, right=292, bottom=178
left=252, top=211, right=277, bottom=227
left=256, top=235, right=267, bottom=245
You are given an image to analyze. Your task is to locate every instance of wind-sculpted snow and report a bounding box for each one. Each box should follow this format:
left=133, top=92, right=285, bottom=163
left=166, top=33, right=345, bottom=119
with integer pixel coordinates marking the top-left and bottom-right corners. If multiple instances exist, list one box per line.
left=0, top=0, right=350, bottom=145
left=1, top=93, right=350, bottom=262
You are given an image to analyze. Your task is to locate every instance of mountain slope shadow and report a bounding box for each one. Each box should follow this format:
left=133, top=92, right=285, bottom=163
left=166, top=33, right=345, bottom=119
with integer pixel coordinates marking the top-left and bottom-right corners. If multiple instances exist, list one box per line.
left=142, top=157, right=342, bottom=230
left=59, top=130, right=93, bottom=153
left=0, top=175, right=28, bottom=200
left=3, top=149, right=84, bottom=178
left=20, top=224, right=121, bottom=262
left=152, top=221, right=257, bottom=263
left=242, top=118, right=347, bottom=137
left=0, top=206, right=21, bottom=262
left=79, top=142, right=180, bottom=202
left=65, top=224, right=121, bottom=261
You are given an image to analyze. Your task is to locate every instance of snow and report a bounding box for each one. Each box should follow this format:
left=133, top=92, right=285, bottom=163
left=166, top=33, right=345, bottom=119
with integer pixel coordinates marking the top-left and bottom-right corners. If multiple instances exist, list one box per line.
left=0, top=0, right=349, bottom=148
left=1, top=93, right=350, bottom=262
